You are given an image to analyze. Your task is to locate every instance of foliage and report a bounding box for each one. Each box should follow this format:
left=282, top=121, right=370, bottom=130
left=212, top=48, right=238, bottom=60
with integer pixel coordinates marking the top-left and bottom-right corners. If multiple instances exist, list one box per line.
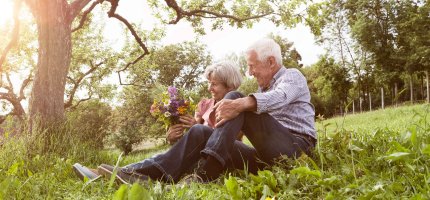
left=66, top=14, right=118, bottom=108
left=126, top=41, right=212, bottom=89
left=108, top=107, right=146, bottom=156
left=304, top=56, right=351, bottom=117
left=66, top=100, right=112, bottom=149
left=238, top=77, right=258, bottom=96
left=150, top=86, right=196, bottom=129
left=269, top=33, right=303, bottom=68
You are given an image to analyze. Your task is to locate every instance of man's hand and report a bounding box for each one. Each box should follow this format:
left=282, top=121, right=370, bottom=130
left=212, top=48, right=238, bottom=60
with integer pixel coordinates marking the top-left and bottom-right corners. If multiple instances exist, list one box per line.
left=213, top=96, right=257, bottom=127
left=166, top=124, right=185, bottom=144
left=179, top=114, right=197, bottom=128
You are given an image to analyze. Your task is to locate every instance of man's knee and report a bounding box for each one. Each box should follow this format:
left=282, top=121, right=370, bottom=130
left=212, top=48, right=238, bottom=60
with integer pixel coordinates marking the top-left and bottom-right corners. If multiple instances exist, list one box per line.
left=223, top=91, right=244, bottom=100
left=187, top=124, right=212, bottom=140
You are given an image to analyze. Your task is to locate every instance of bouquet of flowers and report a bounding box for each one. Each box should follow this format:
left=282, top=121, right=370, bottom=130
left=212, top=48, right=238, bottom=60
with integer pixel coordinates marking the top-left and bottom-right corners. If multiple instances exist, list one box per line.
left=150, top=86, right=195, bottom=128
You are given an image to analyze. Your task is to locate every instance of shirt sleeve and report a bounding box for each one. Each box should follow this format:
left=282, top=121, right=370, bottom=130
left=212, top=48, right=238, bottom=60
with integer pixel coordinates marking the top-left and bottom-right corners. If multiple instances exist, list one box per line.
left=251, top=70, right=307, bottom=114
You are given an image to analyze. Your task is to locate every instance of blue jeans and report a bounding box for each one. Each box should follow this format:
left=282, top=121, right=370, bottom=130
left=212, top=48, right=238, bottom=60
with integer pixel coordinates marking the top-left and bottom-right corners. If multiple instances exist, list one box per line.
left=123, top=91, right=314, bottom=182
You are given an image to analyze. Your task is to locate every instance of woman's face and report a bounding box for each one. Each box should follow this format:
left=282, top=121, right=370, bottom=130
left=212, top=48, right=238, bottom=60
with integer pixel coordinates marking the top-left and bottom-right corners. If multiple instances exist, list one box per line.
left=208, top=75, right=231, bottom=101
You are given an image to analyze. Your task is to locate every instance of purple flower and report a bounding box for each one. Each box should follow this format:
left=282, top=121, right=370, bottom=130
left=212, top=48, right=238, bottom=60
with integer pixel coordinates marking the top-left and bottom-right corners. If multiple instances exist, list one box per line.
left=168, top=86, right=178, bottom=99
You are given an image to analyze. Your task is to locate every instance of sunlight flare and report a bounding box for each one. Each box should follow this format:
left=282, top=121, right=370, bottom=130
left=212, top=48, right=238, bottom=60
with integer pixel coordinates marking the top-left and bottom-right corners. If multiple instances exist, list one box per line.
left=0, top=1, right=13, bottom=28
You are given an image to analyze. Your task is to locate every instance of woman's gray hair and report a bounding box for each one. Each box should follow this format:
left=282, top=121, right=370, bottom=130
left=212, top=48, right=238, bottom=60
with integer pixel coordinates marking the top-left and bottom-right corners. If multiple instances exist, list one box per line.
left=204, top=61, right=243, bottom=90
left=245, top=38, right=282, bottom=67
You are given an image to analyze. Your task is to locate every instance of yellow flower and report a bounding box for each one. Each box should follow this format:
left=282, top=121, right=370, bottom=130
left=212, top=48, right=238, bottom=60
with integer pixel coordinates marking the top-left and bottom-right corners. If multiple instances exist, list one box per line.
left=178, top=106, right=187, bottom=115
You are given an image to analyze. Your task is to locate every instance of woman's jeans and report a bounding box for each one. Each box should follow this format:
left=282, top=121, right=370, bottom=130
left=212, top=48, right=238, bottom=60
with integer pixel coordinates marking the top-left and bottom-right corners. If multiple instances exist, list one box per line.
left=123, top=91, right=314, bottom=182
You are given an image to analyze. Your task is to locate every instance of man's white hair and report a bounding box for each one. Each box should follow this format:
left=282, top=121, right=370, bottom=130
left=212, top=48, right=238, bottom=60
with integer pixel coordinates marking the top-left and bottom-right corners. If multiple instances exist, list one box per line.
left=245, top=38, right=282, bottom=66
left=204, top=61, right=243, bottom=90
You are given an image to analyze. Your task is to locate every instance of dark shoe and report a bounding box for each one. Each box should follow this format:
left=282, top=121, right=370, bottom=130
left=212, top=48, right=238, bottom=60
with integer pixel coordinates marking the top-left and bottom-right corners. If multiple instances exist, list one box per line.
left=72, top=163, right=102, bottom=182
left=97, top=164, right=149, bottom=185
left=196, top=156, right=224, bottom=182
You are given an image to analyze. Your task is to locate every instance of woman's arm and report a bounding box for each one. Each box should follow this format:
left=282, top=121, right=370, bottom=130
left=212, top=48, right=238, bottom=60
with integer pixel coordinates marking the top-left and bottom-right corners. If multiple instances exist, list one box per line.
left=166, top=124, right=185, bottom=144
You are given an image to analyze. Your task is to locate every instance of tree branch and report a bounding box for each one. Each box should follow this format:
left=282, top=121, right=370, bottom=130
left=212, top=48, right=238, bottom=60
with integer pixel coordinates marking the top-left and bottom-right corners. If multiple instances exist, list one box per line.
left=18, top=72, right=33, bottom=101
left=69, top=0, right=94, bottom=20
left=0, top=114, right=6, bottom=124
left=163, top=0, right=272, bottom=24
left=0, top=0, right=22, bottom=74
left=69, top=95, right=92, bottom=110
left=64, top=61, right=103, bottom=108
left=116, top=71, right=147, bottom=87
left=106, top=0, right=150, bottom=72
left=72, top=0, right=104, bottom=32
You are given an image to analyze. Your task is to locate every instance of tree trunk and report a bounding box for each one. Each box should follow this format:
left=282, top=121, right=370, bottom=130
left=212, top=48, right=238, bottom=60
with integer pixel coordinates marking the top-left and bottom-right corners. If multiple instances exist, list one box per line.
left=352, top=99, right=355, bottom=114
left=426, top=70, right=429, bottom=103
left=381, top=87, right=384, bottom=109
left=409, top=74, right=413, bottom=103
left=369, top=92, right=372, bottom=111
left=29, top=1, right=72, bottom=124
left=359, top=96, right=363, bottom=113
left=395, top=83, right=398, bottom=106
left=420, top=74, right=424, bottom=100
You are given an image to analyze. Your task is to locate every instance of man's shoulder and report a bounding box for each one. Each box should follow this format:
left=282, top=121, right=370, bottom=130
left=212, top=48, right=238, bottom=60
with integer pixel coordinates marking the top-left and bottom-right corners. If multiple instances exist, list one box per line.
left=284, top=67, right=302, bottom=74
left=280, top=67, right=305, bottom=81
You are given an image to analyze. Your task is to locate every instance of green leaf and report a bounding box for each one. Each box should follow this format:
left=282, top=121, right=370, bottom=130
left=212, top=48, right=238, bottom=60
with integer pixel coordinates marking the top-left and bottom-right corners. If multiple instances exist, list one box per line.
left=349, top=144, right=363, bottom=151
left=290, top=166, right=321, bottom=178
left=6, top=161, right=21, bottom=176
left=128, top=183, right=152, bottom=200
left=224, top=175, right=242, bottom=200
left=384, top=152, right=411, bottom=162
left=408, top=126, right=418, bottom=147
left=257, top=170, right=278, bottom=190
left=421, top=144, right=430, bottom=156
left=113, top=184, right=128, bottom=200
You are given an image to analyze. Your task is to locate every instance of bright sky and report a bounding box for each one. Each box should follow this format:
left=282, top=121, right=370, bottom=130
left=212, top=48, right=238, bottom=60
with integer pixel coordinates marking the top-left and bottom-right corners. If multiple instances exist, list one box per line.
left=106, top=0, right=324, bottom=66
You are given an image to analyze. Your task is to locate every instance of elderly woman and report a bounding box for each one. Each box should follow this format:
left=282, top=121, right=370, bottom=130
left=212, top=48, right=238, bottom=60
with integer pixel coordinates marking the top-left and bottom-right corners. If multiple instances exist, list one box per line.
left=74, top=61, right=250, bottom=184
left=167, top=61, right=243, bottom=144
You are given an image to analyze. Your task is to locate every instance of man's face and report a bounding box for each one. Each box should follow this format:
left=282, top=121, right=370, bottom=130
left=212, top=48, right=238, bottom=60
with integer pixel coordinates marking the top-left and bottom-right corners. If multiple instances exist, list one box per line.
left=246, top=51, right=273, bottom=89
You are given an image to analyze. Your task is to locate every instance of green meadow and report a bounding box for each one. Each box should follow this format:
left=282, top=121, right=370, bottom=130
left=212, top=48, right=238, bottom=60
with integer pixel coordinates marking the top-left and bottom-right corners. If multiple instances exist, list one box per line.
left=1, top=103, right=429, bottom=199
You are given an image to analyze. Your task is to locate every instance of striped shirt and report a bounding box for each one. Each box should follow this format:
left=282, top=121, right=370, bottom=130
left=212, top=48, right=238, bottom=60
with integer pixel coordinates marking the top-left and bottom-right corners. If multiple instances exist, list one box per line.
left=251, top=67, right=316, bottom=139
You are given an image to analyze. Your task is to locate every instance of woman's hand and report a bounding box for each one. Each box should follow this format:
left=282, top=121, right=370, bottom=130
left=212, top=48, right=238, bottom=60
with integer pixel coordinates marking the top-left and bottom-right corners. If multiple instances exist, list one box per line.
left=179, top=114, right=198, bottom=128
left=166, top=124, right=185, bottom=144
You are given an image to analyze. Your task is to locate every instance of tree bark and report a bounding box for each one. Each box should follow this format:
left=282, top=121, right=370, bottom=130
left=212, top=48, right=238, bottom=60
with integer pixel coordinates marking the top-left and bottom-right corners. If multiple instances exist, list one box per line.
left=395, top=83, right=398, bottom=106
left=420, top=74, right=424, bottom=100
left=352, top=99, right=355, bottom=114
left=359, top=96, right=363, bottom=113
left=381, top=87, right=384, bottom=109
left=409, top=74, right=413, bottom=103
left=369, top=92, right=372, bottom=111
left=426, top=70, right=429, bottom=103
left=29, top=1, right=72, bottom=123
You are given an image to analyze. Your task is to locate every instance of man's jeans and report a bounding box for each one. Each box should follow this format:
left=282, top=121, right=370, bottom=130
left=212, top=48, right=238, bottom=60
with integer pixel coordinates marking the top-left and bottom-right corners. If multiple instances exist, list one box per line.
left=123, top=91, right=314, bottom=182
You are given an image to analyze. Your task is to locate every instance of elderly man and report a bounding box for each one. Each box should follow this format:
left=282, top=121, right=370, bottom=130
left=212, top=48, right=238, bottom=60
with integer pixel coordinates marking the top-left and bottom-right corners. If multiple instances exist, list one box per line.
left=90, top=38, right=316, bottom=184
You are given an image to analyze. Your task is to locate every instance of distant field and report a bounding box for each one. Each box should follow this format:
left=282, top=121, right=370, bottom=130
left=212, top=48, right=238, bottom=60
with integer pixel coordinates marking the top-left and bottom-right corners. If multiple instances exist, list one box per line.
left=317, top=103, right=430, bottom=136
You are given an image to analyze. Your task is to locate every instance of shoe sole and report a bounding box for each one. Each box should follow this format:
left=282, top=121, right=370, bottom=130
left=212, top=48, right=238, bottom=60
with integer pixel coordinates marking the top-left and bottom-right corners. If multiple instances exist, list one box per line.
left=72, top=164, right=102, bottom=182
left=97, top=166, right=129, bottom=185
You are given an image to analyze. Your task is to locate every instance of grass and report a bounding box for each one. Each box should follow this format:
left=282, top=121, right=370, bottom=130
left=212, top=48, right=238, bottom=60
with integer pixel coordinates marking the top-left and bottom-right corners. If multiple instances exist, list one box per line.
left=318, top=104, right=430, bottom=134
left=0, top=103, right=429, bottom=199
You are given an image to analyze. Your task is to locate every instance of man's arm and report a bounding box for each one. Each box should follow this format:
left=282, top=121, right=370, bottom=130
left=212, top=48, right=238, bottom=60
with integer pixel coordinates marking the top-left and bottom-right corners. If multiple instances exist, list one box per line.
left=213, top=96, right=257, bottom=127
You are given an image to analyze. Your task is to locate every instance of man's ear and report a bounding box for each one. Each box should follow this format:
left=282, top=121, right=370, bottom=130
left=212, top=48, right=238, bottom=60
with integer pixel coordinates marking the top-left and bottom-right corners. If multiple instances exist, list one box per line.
left=268, top=56, right=277, bottom=68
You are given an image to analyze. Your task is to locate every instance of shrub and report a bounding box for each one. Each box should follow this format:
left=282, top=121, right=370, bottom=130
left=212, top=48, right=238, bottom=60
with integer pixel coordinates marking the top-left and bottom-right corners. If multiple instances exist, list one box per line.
left=66, top=100, right=112, bottom=149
